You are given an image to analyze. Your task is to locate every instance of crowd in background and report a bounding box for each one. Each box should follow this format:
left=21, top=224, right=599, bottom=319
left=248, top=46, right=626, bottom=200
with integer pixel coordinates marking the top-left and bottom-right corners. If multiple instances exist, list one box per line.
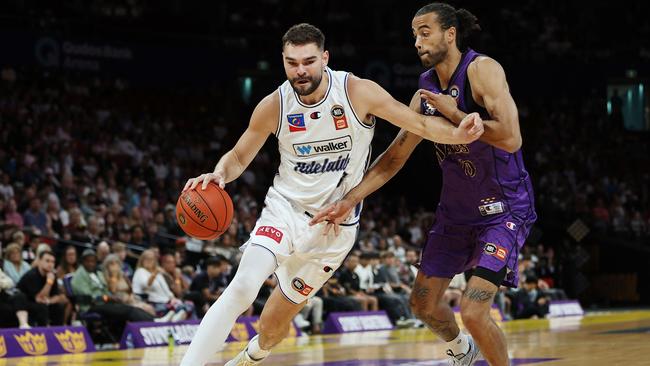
left=1, top=0, right=649, bottom=343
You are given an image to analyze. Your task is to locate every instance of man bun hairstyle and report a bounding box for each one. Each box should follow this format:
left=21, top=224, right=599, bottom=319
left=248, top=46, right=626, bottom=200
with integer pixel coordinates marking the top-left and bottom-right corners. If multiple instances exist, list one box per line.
left=415, top=2, right=481, bottom=50
left=282, top=23, right=325, bottom=51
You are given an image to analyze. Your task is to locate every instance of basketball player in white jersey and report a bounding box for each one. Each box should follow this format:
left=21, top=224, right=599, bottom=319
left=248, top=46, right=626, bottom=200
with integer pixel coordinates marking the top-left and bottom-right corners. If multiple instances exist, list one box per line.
left=179, top=23, right=483, bottom=366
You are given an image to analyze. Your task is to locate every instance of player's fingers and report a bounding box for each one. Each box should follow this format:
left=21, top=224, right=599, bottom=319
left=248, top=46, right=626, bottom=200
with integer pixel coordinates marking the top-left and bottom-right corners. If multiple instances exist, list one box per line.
left=189, top=176, right=202, bottom=190
left=323, top=222, right=333, bottom=236
left=183, top=179, right=193, bottom=192
left=418, top=89, right=437, bottom=99
left=333, top=223, right=341, bottom=236
left=201, top=174, right=212, bottom=190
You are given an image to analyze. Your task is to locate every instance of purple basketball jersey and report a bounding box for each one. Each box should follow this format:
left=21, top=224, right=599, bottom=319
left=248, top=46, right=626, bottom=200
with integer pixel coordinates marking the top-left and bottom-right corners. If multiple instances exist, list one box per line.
left=419, top=49, right=536, bottom=225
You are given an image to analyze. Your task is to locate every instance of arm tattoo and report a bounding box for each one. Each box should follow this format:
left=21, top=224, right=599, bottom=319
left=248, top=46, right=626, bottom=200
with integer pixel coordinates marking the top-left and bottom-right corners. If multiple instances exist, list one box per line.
left=463, top=288, right=495, bottom=303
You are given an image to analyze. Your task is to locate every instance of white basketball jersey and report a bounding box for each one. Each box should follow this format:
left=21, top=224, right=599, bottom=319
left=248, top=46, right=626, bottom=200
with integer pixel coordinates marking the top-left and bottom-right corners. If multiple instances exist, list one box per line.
left=271, top=67, right=374, bottom=224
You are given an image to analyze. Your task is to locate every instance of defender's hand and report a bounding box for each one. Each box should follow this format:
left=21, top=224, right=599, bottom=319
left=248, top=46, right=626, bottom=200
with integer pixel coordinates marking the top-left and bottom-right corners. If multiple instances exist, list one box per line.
left=309, top=199, right=355, bottom=236
left=419, top=89, right=459, bottom=121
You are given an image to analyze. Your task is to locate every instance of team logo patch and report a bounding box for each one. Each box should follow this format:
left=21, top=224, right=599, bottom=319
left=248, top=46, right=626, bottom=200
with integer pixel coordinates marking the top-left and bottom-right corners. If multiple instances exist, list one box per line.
left=449, top=85, right=460, bottom=98
left=291, top=277, right=314, bottom=296
left=293, top=135, right=352, bottom=157
left=506, top=222, right=517, bottom=230
left=310, top=111, right=321, bottom=119
left=287, top=113, right=306, bottom=132
left=484, top=243, right=497, bottom=255
left=484, top=243, right=508, bottom=261
left=331, top=105, right=348, bottom=130
left=256, top=226, right=283, bottom=243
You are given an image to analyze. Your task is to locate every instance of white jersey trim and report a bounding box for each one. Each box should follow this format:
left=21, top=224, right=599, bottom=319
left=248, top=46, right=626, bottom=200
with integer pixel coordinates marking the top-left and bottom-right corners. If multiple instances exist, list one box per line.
left=292, top=68, right=333, bottom=108
left=344, top=73, right=375, bottom=130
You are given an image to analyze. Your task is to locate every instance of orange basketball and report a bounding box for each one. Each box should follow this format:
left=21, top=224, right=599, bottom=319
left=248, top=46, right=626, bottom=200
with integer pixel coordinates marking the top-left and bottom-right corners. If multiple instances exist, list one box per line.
left=176, top=182, right=234, bottom=240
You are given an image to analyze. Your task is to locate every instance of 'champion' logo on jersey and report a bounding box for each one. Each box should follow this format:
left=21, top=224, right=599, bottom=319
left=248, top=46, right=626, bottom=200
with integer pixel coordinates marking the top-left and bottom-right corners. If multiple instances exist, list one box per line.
left=294, top=154, right=350, bottom=174
left=293, top=135, right=353, bottom=157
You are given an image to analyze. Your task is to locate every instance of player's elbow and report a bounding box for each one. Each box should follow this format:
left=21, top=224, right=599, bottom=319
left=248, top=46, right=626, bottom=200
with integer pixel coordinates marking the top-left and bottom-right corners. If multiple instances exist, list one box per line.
left=503, top=135, right=522, bottom=153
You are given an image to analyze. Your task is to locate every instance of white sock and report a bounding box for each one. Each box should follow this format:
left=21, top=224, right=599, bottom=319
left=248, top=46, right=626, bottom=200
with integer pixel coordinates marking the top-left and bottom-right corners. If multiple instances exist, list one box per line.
left=446, top=331, right=470, bottom=356
left=246, top=334, right=271, bottom=360
left=179, top=245, right=277, bottom=366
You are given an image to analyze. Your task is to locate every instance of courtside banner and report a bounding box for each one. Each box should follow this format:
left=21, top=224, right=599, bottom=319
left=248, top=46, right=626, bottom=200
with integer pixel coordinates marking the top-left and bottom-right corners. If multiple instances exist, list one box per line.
left=120, top=316, right=302, bottom=349
left=0, top=326, right=95, bottom=358
left=323, top=311, right=394, bottom=334
left=549, top=300, right=584, bottom=318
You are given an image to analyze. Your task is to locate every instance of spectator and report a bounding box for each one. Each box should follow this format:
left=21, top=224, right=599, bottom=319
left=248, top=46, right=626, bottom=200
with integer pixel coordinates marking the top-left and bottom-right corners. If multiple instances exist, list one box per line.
left=111, top=242, right=134, bottom=279
left=71, top=249, right=154, bottom=334
left=512, top=275, right=550, bottom=319
left=103, top=254, right=156, bottom=316
left=337, top=254, right=378, bottom=311
left=160, top=252, right=190, bottom=298
left=132, top=249, right=193, bottom=322
left=189, top=256, right=230, bottom=317
left=23, top=198, right=47, bottom=234
left=17, top=250, right=68, bottom=326
left=3, top=243, right=30, bottom=283
left=56, top=245, right=78, bottom=279
left=0, top=245, right=30, bottom=328
left=4, top=199, right=23, bottom=228
left=96, top=241, right=111, bottom=266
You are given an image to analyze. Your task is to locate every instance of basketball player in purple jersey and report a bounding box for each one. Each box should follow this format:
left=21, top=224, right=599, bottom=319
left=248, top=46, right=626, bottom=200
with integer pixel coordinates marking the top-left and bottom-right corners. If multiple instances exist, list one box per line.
left=311, top=3, right=536, bottom=365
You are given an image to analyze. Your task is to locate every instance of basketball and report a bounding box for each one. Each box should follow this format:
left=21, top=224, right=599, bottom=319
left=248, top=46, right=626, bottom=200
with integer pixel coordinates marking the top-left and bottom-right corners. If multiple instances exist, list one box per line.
left=176, top=182, right=234, bottom=240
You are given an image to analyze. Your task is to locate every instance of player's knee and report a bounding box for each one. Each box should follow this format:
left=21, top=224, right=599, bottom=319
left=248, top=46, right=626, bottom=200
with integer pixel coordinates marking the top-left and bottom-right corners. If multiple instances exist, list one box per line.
left=226, top=276, right=259, bottom=305
left=460, top=306, right=488, bottom=331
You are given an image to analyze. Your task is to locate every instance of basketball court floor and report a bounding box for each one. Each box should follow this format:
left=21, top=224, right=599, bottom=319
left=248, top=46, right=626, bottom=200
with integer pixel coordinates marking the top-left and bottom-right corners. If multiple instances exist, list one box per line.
left=2, top=310, right=649, bottom=365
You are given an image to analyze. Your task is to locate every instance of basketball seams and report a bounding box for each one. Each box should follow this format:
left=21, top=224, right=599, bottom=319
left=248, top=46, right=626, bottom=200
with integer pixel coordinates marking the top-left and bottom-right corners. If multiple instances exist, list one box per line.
left=214, top=183, right=228, bottom=231
left=179, top=191, right=219, bottom=232
left=178, top=202, right=220, bottom=239
left=194, top=185, right=222, bottom=230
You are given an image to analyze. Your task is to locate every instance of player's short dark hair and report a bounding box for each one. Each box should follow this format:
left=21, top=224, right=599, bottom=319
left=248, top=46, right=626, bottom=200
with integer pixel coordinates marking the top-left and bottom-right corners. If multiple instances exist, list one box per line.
left=282, top=23, right=325, bottom=51
left=415, top=2, right=481, bottom=51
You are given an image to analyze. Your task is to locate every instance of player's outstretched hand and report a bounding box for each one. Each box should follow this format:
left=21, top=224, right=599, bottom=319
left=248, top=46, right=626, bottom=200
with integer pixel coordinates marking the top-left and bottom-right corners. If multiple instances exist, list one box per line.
left=418, top=89, right=458, bottom=119
left=183, top=171, right=226, bottom=191
left=309, top=198, right=355, bottom=236
left=453, top=112, right=484, bottom=144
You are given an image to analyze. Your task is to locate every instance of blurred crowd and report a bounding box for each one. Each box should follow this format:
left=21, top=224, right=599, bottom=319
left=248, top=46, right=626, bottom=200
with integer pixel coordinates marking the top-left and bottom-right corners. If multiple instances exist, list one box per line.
left=1, top=0, right=649, bottom=343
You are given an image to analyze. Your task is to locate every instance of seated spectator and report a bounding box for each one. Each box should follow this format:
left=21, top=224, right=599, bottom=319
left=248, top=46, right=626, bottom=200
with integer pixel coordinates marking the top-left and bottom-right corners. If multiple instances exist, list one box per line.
left=111, top=242, right=134, bottom=279
left=512, top=275, right=550, bottom=319
left=23, top=198, right=47, bottom=234
left=0, top=246, right=30, bottom=328
left=17, top=250, right=68, bottom=326
left=132, top=249, right=193, bottom=322
left=103, top=254, right=156, bottom=316
left=56, top=245, right=78, bottom=279
left=71, top=249, right=154, bottom=334
left=297, top=295, right=324, bottom=334
left=3, top=243, right=30, bottom=284
left=96, top=241, right=111, bottom=267
left=189, top=256, right=229, bottom=317
left=4, top=198, right=24, bottom=228
left=337, top=254, right=378, bottom=311
left=160, top=252, right=190, bottom=298
left=320, top=278, right=363, bottom=314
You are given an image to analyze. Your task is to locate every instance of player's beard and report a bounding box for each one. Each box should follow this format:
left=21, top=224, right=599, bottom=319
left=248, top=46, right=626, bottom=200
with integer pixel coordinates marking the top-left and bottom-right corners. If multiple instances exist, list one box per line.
left=290, top=71, right=323, bottom=96
left=419, top=37, right=448, bottom=68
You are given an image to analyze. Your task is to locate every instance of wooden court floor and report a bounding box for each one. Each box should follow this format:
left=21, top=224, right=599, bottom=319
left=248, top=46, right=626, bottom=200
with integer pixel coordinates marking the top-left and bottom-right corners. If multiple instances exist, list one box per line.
left=2, top=310, right=650, bottom=365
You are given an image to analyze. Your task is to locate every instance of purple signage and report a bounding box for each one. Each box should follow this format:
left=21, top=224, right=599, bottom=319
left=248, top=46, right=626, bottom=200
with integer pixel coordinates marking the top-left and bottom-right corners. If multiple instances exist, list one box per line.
left=0, top=326, right=95, bottom=358
left=322, top=311, right=394, bottom=334
left=120, top=316, right=301, bottom=349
